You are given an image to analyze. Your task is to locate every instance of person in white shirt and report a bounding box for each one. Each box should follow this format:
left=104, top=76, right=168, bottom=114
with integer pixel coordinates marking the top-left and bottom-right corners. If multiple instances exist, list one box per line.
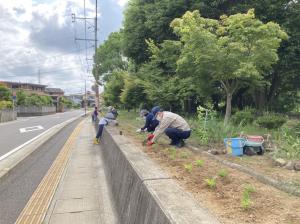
left=147, top=111, right=191, bottom=148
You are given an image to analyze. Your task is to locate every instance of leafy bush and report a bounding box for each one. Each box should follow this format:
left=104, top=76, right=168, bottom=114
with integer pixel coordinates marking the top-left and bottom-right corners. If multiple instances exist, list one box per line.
left=0, top=100, right=13, bottom=109
left=256, top=114, right=287, bottom=129
left=17, top=92, right=53, bottom=107
left=218, top=169, right=228, bottom=178
left=205, top=178, right=217, bottom=189
left=231, top=108, right=256, bottom=125
left=241, top=184, right=255, bottom=210
left=180, top=151, right=190, bottom=159
left=60, top=97, right=72, bottom=108
left=290, top=122, right=300, bottom=137
left=184, top=163, right=193, bottom=172
left=195, top=159, right=204, bottom=167
left=195, top=106, right=243, bottom=145
left=167, top=148, right=177, bottom=160
left=0, top=84, right=11, bottom=101
left=275, top=131, right=300, bottom=160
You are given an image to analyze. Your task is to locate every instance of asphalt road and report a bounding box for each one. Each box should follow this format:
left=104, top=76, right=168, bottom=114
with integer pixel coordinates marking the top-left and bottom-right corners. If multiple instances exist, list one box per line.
left=0, top=118, right=82, bottom=224
left=0, top=110, right=84, bottom=157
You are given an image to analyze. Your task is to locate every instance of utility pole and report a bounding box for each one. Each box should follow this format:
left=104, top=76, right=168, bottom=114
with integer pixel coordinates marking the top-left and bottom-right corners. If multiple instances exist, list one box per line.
left=94, top=0, right=100, bottom=108
left=71, top=0, right=99, bottom=108
left=85, top=79, right=87, bottom=116
left=38, top=69, right=41, bottom=84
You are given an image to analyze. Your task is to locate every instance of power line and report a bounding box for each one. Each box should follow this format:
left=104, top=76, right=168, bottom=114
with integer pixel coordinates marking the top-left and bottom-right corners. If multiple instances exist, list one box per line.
left=4, top=66, right=82, bottom=77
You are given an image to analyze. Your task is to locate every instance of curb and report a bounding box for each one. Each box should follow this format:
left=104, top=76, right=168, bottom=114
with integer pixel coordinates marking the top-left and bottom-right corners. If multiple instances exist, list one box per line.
left=188, top=145, right=300, bottom=197
left=0, top=114, right=84, bottom=182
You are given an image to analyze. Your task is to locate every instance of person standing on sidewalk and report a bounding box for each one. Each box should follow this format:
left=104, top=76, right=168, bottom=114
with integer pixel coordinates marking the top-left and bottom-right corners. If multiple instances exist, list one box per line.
left=92, top=107, right=98, bottom=122
left=147, top=111, right=191, bottom=148
left=94, top=107, right=118, bottom=144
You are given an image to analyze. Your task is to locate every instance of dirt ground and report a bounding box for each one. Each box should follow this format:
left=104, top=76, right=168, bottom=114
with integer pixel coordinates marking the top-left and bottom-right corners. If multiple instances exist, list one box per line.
left=118, top=123, right=300, bottom=224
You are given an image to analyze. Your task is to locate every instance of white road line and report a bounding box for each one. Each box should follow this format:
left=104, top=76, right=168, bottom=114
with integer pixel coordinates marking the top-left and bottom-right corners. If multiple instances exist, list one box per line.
left=0, top=113, right=85, bottom=162
left=19, top=126, right=44, bottom=133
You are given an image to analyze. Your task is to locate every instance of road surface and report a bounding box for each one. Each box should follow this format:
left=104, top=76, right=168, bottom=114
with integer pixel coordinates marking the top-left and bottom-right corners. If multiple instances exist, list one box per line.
left=0, top=118, right=82, bottom=224
left=0, top=110, right=85, bottom=157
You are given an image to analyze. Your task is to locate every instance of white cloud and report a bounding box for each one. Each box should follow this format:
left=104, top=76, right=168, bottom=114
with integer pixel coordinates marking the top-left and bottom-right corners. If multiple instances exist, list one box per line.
left=115, top=0, right=128, bottom=7
left=0, top=0, right=125, bottom=94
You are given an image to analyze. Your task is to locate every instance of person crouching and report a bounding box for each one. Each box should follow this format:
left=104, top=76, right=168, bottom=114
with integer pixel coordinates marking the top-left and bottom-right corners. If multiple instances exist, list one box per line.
left=136, top=106, right=160, bottom=133
left=147, top=111, right=191, bottom=148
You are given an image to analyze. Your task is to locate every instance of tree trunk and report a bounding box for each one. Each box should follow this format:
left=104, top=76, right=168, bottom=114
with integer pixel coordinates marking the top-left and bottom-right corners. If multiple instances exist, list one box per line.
left=224, top=93, right=232, bottom=124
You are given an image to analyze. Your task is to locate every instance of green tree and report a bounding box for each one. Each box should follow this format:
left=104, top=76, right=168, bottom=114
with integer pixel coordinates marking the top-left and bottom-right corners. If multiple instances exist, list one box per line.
left=171, top=9, right=288, bottom=123
left=94, top=31, right=128, bottom=81
left=103, top=71, right=127, bottom=107
left=123, top=0, right=201, bottom=66
left=190, top=0, right=300, bottom=112
left=0, top=83, right=11, bottom=101
left=16, top=91, right=26, bottom=105
left=120, top=76, right=147, bottom=109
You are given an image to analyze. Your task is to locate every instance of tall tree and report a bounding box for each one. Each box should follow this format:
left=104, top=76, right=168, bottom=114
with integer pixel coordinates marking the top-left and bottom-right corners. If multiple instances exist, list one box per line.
left=171, top=9, right=288, bottom=122
left=94, top=31, right=127, bottom=81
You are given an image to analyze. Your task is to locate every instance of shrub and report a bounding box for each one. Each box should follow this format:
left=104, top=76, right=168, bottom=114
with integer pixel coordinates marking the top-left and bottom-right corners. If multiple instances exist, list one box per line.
left=195, top=159, right=204, bottom=167
left=241, top=184, right=255, bottom=210
left=184, top=163, right=193, bottom=172
left=0, top=84, right=11, bottom=101
left=205, top=178, right=216, bottom=189
left=0, top=100, right=13, bottom=109
left=180, top=151, right=190, bottom=159
left=256, top=114, right=287, bottom=129
left=168, top=148, right=177, bottom=160
left=231, top=108, right=256, bottom=125
left=275, top=131, right=300, bottom=160
left=218, top=169, right=228, bottom=178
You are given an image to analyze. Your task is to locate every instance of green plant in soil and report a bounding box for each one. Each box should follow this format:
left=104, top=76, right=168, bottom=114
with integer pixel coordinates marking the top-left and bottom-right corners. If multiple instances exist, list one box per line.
left=168, top=148, right=177, bottom=160
left=205, top=178, right=217, bottom=189
left=184, top=163, right=193, bottom=173
left=180, top=151, right=190, bottom=159
left=241, top=184, right=256, bottom=210
left=218, top=169, right=228, bottom=178
left=195, top=159, right=204, bottom=167
left=244, top=184, right=256, bottom=194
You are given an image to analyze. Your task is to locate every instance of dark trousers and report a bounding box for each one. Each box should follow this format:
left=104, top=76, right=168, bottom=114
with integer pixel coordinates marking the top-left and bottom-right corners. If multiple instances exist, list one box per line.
left=96, top=124, right=105, bottom=139
left=165, top=128, right=191, bottom=144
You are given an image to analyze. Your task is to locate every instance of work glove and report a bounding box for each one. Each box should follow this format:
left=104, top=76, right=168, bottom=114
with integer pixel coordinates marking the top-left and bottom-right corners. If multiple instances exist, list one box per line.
left=136, top=128, right=144, bottom=133
left=147, top=140, right=154, bottom=146
left=147, top=134, right=154, bottom=141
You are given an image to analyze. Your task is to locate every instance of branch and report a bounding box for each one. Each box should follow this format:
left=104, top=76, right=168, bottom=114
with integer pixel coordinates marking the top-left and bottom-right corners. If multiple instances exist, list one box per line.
left=220, top=80, right=228, bottom=93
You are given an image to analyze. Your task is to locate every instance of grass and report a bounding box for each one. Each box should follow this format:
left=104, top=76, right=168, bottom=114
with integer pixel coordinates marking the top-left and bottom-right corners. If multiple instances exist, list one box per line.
left=241, top=184, right=256, bottom=210
left=218, top=169, right=229, bottom=178
left=184, top=163, right=193, bottom=173
left=195, top=159, right=204, bottom=167
left=167, top=148, right=177, bottom=160
left=205, top=178, right=217, bottom=189
left=180, top=151, right=190, bottom=159
left=117, top=110, right=300, bottom=160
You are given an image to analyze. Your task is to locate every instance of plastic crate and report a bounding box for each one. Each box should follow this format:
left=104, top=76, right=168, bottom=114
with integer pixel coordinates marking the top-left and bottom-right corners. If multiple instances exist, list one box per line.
left=224, top=138, right=245, bottom=156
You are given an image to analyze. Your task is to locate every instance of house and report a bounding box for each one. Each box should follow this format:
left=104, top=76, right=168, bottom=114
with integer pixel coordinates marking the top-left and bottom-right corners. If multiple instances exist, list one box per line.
left=0, top=81, right=47, bottom=95
left=45, top=88, right=65, bottom=112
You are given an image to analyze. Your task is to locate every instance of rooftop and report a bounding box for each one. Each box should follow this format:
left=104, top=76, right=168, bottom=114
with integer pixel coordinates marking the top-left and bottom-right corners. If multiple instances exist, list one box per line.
left=0, top=81, right=47, bottom=88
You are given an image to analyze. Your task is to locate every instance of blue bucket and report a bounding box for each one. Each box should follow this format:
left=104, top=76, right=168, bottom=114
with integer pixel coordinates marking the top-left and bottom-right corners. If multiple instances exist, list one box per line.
left=224, top=138, right=245, bottom=156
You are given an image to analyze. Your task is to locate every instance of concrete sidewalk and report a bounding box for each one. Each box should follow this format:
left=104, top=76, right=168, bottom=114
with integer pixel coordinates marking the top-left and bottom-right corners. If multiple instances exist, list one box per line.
left=44, top=119, right=118, bottom=224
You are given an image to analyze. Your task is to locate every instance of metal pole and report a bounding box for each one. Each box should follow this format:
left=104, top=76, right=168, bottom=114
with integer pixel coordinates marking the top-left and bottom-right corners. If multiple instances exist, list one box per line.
left=94, top=0, right=99, bottom=108
left=85, top=79, right=87, bottom=116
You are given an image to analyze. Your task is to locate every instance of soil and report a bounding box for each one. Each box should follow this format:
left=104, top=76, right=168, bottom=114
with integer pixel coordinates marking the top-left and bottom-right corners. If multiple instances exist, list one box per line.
left=118, top=123, right=300, bottom=224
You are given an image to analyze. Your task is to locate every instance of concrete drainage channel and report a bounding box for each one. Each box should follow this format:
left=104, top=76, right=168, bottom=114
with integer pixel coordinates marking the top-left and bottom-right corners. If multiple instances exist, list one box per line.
left=97, top=126, right=220, bottom=224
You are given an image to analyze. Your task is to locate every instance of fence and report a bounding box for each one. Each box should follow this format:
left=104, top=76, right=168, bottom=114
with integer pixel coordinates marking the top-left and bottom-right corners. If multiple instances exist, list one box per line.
left=17, top=106, right=56, bottom=117
left=0, top=109, right=17, bottom=123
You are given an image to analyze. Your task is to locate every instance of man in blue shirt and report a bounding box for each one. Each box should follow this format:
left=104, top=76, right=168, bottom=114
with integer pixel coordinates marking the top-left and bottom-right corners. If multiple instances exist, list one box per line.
left=137, top=106, right=160, bottom=133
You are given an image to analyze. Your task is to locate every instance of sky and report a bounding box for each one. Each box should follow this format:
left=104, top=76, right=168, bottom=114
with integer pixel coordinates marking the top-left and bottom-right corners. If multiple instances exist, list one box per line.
left=0, top=0, right=128, bottom=94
